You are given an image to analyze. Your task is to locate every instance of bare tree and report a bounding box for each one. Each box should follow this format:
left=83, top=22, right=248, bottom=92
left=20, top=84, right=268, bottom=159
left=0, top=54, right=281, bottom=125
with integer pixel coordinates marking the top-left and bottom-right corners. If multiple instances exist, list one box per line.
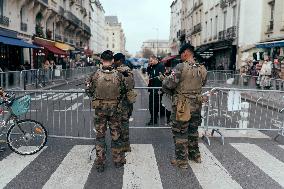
left=142, top=48, right=154, bottom=59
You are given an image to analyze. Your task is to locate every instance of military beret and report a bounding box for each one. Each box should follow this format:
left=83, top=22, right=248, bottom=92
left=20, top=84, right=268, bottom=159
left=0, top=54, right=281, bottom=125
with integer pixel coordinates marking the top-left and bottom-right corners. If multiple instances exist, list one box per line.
left=179, top=43, right=195, bottom=55
left=114, top=53, right=125, bottom=61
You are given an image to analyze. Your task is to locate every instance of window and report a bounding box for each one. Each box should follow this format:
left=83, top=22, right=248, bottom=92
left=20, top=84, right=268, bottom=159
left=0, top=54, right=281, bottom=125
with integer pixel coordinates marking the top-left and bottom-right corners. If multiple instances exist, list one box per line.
left=232, top=6, right=237, bottom=26
left=20, top=7, right=23, bottom=23
left=270, top=1, right=275, bottom=21
left=215, top=16, right=218, bottom=37
left=112, top=44, right=115, bottom=48
left=210, top=18, right=213, bottom=38
left=107, top=44, right=109, bottom=48
left=223, top=11, right=227, bottom=30
left=113, top=33, right=115, bottom=35
left=0, top=0, right=4, bottom=16
left=205, top=21, right=208, bottom=40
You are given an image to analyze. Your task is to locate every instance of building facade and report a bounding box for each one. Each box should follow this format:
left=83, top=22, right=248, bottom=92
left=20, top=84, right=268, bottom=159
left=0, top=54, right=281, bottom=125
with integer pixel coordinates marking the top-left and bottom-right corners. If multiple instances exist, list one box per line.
left=170, top=0, right=182, bottom=55
left=105, top=16, right=126, bottom=54
left=90, top=0, right=106, bottom=54
left=141, top=40, right=170, bottom=57
left=170, top=0, right=284, bottom=71
left=0, top=0, right=93, bottom=69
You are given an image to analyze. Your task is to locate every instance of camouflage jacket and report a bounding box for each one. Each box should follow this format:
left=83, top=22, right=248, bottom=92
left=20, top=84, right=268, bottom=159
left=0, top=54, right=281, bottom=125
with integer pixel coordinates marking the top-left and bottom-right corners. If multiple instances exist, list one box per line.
left=85, top=67, right=128, bottom=100
left=162, top=61, right=207, bottom=96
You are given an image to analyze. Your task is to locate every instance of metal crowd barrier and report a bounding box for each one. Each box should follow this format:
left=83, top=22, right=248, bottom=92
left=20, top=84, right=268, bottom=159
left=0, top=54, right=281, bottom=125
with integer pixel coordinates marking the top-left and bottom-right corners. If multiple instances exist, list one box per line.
left=2, top=87, right=283, bottom=143
left=207, top=71, right=284, bottom=91
left=0, top=66, right=97, bottom=90
left=202, top=87, right=284, bottom=145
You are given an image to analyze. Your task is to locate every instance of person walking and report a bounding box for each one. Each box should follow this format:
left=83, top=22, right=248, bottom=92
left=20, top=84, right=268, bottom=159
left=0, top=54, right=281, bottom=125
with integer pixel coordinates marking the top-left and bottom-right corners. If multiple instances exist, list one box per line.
left=114, top=53, right=136, bottom=152
left=147, top=55, right=165, bottom=125
left=86, top=50, right=127, bottom=172
left=162, top=43, right=207, bottom=169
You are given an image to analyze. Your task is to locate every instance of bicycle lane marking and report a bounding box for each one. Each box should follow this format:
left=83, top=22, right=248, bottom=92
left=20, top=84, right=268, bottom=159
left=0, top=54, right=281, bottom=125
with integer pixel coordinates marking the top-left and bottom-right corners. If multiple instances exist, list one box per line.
left=0, top=147, right=47, bottom=188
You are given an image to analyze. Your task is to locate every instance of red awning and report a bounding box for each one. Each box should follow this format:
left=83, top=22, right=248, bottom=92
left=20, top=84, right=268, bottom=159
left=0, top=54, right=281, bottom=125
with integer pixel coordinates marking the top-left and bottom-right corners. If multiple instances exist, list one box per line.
left=33, top=41, right=67, bottom=56
left=161, top=55, right=177, bottom=63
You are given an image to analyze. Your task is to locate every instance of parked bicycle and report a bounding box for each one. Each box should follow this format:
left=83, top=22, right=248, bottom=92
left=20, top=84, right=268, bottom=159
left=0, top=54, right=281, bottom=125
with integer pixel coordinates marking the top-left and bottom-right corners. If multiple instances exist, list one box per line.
left=0, top=91, right=47, bottom=155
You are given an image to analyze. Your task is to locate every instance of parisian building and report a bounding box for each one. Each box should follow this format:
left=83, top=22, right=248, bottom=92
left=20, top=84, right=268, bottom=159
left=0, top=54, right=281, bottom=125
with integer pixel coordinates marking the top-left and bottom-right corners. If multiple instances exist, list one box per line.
left=105, top=16, right=126, bottom=54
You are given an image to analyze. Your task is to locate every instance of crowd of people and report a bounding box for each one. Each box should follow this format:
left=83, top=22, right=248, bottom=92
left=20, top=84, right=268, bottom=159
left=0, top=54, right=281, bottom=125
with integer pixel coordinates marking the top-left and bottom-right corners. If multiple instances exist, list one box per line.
left=239, top=54, right=284, bottom=89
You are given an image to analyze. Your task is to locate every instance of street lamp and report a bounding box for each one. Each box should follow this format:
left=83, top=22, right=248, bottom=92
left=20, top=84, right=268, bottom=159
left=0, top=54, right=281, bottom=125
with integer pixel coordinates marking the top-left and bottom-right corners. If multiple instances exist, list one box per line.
left=153, top=27, right=159, bottom=57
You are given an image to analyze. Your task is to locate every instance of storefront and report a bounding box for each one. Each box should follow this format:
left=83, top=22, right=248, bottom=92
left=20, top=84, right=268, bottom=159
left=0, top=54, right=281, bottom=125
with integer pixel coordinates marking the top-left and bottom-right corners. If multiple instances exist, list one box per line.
left=256, top=39, right=284, bottom=79
left=32, top=37, right=67, bottom=69
left=196, top=40, right=236, bottom=70
left=0, top=28, right=38, bottom=71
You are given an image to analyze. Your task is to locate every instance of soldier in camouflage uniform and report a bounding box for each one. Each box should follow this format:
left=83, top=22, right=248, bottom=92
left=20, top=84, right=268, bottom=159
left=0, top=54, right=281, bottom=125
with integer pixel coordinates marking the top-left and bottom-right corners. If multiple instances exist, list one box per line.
left=114, top=53, right=136, bottom=152
left=162, top=43, right=207, bottom=169
left=86, top=50, right=127, bottom=172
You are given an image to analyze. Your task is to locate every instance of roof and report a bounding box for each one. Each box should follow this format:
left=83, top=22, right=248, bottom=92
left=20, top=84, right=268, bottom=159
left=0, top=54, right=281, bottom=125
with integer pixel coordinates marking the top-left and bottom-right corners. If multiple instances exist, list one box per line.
left=105, top=16, right=118, bottom=24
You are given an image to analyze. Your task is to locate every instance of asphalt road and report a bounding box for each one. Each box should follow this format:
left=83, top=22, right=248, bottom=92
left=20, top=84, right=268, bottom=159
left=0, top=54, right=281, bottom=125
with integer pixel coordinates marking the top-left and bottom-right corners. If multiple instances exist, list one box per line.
left=0, top=69, right=284, bottom=189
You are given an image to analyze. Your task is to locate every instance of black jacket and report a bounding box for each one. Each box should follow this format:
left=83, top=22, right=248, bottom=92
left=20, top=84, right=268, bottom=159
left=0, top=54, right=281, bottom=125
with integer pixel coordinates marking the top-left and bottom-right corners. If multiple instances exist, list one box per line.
left=147, top=62, right=165, bottom=88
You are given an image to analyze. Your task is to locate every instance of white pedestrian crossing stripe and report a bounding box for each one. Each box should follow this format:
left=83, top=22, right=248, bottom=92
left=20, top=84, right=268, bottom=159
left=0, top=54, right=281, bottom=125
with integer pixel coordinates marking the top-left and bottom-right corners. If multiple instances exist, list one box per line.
left=31, top=93, right=85, bottom=101
left=62, top=93, right=83, bottom=101
left=43, top=145, right=94, bottom=189
left=54, top=103, right=82, bottom=112
left=190, top=143, right=242, bottom=189
left=123, top=144, right=163, bottom=189
left=0, top=147, right=47, bottom=188
left=1, top=143, right=284, bottom=188
left=231, top=143, right=284, bottom=187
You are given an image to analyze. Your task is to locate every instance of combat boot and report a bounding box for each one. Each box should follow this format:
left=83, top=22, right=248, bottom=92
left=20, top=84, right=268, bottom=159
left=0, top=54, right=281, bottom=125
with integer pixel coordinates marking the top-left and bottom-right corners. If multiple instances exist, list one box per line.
left=124, top=145, right=131, bottom=152
left=170, top=159, right=188, bottom=169
left=189, top=154, right=202, bottom=163
left=114, top=162, right=125, bottom=168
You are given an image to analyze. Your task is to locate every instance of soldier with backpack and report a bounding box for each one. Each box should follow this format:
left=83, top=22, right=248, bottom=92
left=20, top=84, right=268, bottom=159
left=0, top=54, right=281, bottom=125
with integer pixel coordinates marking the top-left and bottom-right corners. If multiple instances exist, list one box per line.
left=86, top=50, right=128, bottom=173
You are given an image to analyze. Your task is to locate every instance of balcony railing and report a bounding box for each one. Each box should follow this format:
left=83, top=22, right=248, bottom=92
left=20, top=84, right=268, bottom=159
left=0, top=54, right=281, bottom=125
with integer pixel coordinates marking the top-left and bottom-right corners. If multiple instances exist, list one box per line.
left=55, top=34, right=62, bottom=41
left=20, top=22, right=27, bottom=32
left=64, top=11, right=80, bottom=27
left=218, top=30, right=226, bottom=41
left=218, top=26, right=237, bottom=41
left=83, top=23, right=91, bottom=35
left=192, top=23, right=202, bottom=35
left=226, top=26, right=237, bottom=39
left=0, top=15, right=9, bottom=27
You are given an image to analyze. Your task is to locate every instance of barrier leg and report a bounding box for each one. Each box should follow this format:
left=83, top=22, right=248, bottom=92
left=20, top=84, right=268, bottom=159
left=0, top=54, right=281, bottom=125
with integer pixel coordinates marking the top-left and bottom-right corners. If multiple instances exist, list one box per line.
left=274, top=127, right=284, bottom=141
left=211, top=129, right=225, bottom=145
left=89, top=146, right=96, bottom=161
left=202, top=130, right=211, bottom=146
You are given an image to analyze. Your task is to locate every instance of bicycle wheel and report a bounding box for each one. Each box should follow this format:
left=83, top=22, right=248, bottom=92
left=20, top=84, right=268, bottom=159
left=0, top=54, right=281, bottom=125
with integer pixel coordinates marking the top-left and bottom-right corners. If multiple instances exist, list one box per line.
left=7, top=119, right=47, bottom=155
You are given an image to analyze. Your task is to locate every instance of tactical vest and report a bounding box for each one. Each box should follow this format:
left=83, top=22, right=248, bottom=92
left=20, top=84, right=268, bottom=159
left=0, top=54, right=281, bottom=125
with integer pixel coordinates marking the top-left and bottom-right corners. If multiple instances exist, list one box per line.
left=117, top=65, right=134, bottom=89
left=94, top=69, right=121, bottom=101
left=176, top=62, right=207, bottom=95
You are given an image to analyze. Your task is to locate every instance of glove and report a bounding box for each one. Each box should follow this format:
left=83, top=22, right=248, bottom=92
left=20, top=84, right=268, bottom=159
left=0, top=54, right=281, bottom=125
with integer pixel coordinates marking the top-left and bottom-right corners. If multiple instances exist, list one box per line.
left=158, top=72, right=165, bottom=81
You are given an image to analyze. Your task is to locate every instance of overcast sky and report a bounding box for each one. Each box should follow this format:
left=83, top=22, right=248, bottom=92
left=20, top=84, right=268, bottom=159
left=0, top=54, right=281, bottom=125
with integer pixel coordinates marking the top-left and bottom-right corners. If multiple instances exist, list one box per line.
left=99, top=0, right=173, bottom=55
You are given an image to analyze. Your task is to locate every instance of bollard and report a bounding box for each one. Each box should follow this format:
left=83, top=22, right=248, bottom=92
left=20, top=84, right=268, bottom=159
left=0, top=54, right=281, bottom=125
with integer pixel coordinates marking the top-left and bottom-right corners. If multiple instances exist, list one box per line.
left=239, top=102, right=249, bottom=134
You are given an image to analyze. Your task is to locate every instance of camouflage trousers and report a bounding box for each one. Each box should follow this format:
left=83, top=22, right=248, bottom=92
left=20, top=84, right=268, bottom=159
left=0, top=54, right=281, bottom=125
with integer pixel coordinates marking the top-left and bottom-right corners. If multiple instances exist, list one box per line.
left=120, top=103, right=133, bottom=151
left=170, top=103, right=202, bottom=165
left=94, top=109, right=125, bottom=168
